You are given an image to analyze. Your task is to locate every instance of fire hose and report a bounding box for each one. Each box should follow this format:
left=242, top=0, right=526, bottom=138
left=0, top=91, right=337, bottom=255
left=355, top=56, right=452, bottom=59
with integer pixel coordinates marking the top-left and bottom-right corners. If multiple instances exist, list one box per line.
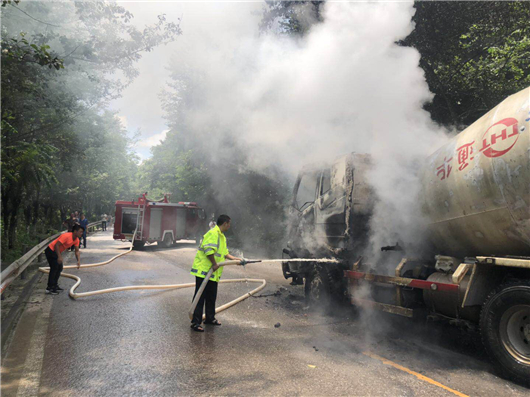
left=38, top=214, right=339, bottom=320
left=39, top=257, right=267, bottom=321
left=39, top=254, right=338, bottom=321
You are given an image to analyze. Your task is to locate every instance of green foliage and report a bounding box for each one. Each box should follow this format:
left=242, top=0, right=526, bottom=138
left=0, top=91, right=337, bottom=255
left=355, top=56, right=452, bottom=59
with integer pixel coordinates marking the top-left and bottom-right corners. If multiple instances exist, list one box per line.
left=401, top=1, right=530, bottom=127
left=1, top=1, right=180, bottom=260
left=260, top=1, right=324, bottom=36
left=1, top=33, right=63, bottom=69
left=1, top=0, right=19, bottom=7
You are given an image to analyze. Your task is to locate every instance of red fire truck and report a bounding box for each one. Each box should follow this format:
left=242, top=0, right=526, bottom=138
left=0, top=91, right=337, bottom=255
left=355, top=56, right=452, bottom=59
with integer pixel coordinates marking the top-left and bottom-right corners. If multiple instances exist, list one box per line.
left=113, top=193, right=207, bottom=248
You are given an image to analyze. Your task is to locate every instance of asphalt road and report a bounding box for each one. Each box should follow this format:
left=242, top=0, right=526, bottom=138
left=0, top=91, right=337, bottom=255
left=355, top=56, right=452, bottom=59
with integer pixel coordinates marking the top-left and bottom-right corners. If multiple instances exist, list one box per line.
left=1, top=230, right=529, bottom=396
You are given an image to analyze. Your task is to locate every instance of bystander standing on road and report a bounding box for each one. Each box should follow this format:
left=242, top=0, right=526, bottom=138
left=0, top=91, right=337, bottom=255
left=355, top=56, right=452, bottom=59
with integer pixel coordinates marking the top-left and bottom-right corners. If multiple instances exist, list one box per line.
left=44, top=224, right=84, bottom=294
left=79, top=213, right=89, bottom=248
left=63, top=213, right=77, bottom=232
left=101, top=213, right=107, bottom=231
left=63, top=213, right=79, bottom=251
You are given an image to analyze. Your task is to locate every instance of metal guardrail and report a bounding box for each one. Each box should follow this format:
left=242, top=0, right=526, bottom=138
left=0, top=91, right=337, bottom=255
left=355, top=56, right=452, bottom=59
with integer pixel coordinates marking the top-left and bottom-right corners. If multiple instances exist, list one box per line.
left=0, top=220, right=104, bottom=294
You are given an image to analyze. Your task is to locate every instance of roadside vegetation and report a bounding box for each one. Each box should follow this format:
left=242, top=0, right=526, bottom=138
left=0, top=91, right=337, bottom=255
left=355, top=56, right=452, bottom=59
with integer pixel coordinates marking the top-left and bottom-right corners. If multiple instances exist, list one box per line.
left=1, top=0, right=180, bottom=262
left=2, top=1, right=529, bottom=262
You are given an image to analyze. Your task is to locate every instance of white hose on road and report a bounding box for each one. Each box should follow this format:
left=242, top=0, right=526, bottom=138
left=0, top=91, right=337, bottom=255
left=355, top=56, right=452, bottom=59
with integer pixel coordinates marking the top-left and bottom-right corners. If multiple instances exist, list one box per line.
left=38, top=231, right=338, bottom=320
left=187, top=258, right=340, bottom=320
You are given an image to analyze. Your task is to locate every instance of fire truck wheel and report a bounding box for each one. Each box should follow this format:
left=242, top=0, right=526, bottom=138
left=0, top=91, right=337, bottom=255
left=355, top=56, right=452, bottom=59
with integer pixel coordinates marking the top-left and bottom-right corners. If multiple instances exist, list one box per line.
left=160, top=234, right=173, bottom=248
left=132, top=240, right=145, bottom=250
left=480, top=280, right=530, bottom=386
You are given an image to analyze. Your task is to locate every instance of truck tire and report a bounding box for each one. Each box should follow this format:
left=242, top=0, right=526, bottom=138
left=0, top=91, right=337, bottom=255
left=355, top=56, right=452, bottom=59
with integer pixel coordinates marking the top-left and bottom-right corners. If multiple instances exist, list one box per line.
left=159, top=234, right=173, bottom=248
left=132, top=240, right=145, bottom=250
left=480, top=280, right=530, bottom=386
left=304, top=263, right=343, bottom=310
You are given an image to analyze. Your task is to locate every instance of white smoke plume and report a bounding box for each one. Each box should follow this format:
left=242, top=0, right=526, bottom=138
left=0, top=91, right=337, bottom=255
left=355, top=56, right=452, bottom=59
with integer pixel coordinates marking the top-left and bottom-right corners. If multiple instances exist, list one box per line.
left=120, top=2, right=450, bottom=259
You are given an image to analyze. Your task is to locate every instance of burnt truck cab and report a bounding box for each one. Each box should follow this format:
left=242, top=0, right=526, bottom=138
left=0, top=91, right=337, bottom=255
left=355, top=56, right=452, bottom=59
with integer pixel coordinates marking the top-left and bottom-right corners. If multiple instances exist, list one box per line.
left=282, top=153, right=374, bottom=292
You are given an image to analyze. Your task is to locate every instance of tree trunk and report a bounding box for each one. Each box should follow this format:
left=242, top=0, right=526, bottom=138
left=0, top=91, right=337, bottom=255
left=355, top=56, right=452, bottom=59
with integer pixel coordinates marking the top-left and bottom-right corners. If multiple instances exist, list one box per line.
left=1, top=188, right=10, bottom=241
left=8, top=200, right=20, bottom=249
left=442, top=92, right=460, bottom=127
left=31, top=190, right=40, bottom=235
left=59, top=207, right=66, bottom=230
left=43, top=204, right=53, bottom=229
left=24, top=203, right=32, bottom=233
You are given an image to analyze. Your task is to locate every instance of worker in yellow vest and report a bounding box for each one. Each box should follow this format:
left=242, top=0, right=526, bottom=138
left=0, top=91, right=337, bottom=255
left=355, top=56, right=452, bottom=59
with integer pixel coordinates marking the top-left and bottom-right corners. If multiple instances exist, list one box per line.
left=190, top=214, right=245, bottom=332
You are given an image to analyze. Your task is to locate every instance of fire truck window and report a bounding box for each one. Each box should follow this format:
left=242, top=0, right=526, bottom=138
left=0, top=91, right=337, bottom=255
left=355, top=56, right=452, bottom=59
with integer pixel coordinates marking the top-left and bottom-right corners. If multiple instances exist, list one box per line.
left=320, top=169, right=331, bottom=196
left=296, top=173, right=318, bottom=211
left=122, top=212, right=138, bottom=234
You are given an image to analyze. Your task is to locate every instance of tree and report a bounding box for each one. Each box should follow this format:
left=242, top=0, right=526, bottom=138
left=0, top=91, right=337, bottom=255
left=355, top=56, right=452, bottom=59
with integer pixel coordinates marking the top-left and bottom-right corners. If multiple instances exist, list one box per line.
left=259, top=1, right=324, bottom=36
left=1, top=1, right=180, bottom=257
left=401, top=1, right=530, bottom=128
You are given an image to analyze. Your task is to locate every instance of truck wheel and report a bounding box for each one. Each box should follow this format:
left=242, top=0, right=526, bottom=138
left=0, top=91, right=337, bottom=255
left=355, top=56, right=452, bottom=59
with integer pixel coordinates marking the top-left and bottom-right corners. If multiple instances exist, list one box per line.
left=159, top=234, right=173, bottom=248
left=480, top=280, right=530, bottom=385
left=305, top=267, right=330, bottom=309
left=132, top=240, right=145, bottom=250
left=304, top=264, right=342, bottom=309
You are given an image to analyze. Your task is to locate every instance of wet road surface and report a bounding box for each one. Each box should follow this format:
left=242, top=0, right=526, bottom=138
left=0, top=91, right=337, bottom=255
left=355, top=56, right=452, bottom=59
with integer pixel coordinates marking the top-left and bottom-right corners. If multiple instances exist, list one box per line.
left=2, top=230, right=529, bottom=396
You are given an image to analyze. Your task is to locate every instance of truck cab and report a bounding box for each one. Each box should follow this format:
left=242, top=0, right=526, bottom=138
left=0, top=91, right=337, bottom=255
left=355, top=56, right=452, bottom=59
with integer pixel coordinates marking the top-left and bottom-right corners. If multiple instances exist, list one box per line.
left=283, top=153, right=374, bottom=288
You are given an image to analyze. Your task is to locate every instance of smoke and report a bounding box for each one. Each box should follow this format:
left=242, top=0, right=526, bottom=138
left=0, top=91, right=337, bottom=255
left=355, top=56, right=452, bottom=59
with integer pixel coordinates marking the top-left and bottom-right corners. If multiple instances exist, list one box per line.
left=155, top=2, right=448, bottom=258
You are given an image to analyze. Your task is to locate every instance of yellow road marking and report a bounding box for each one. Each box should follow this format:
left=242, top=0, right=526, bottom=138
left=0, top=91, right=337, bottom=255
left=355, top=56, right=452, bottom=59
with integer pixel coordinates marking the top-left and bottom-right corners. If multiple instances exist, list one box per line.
left=362, top=351, right=469, bottom=397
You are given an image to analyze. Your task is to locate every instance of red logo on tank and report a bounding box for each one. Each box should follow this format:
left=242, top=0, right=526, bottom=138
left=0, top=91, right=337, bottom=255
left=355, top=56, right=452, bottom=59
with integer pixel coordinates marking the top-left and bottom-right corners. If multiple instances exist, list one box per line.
left=479, top=118, right=519, bottom=158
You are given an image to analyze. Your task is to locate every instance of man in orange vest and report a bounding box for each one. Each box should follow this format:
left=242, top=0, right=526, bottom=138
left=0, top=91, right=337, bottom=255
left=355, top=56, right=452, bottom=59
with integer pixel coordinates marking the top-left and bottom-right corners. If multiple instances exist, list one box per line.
left=44, top=224, right=84, bottom=294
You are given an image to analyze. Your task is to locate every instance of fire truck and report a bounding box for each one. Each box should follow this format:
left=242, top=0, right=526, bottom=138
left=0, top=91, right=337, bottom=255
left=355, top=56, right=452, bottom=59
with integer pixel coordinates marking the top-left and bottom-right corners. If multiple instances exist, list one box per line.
left=113, top=193, right=207, bottom=248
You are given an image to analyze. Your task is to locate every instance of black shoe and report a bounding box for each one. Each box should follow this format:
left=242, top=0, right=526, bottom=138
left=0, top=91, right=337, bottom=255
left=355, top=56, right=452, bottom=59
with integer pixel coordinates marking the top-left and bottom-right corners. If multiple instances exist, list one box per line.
left=191, top=324, right=204, bottom=332
left=55, top=285, right=64, bottom=291
left=46, top=288, right=59, bottom=295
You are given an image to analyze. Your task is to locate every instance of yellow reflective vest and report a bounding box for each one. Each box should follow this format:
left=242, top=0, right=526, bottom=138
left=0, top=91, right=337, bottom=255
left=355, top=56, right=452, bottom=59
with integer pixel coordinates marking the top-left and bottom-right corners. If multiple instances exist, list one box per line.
left=190, top=225, right=229, bottom=282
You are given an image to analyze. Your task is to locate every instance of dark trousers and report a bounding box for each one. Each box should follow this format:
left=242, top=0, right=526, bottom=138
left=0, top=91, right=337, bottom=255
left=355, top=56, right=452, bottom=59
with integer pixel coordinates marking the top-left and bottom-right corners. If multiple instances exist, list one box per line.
left=191, top=277, right=218, bottom=325
left=102, top=221, right=107, bottom=231
left=82, top=235, right=87, bottom=248
left=45, top=247, right=63, bottom=289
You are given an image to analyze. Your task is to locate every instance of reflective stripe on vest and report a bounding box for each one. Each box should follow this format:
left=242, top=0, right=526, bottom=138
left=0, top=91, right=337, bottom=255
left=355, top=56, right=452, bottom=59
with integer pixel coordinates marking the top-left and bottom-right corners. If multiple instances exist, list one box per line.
left=203, top=243, right=219, bottom=248
left=191, top=268, right=211, bottom=277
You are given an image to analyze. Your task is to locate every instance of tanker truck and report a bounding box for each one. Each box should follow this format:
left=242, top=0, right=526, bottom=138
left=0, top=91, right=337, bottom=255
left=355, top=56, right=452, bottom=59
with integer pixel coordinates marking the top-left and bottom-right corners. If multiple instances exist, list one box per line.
left=282, top=87, right=530, bottom=384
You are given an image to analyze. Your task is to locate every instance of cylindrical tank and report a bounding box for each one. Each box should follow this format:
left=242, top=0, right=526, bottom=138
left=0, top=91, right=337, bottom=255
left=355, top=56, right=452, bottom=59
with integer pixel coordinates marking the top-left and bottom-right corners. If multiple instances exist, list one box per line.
left=423, top=272, right=480, bottom=322
left=420, top=87, right=530, bottom=257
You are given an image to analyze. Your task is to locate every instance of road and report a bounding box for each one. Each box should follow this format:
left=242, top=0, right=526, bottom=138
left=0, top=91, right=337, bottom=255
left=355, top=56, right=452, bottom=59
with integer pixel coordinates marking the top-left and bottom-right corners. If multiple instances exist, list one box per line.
left=1, top=230, right=529, bottom=396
